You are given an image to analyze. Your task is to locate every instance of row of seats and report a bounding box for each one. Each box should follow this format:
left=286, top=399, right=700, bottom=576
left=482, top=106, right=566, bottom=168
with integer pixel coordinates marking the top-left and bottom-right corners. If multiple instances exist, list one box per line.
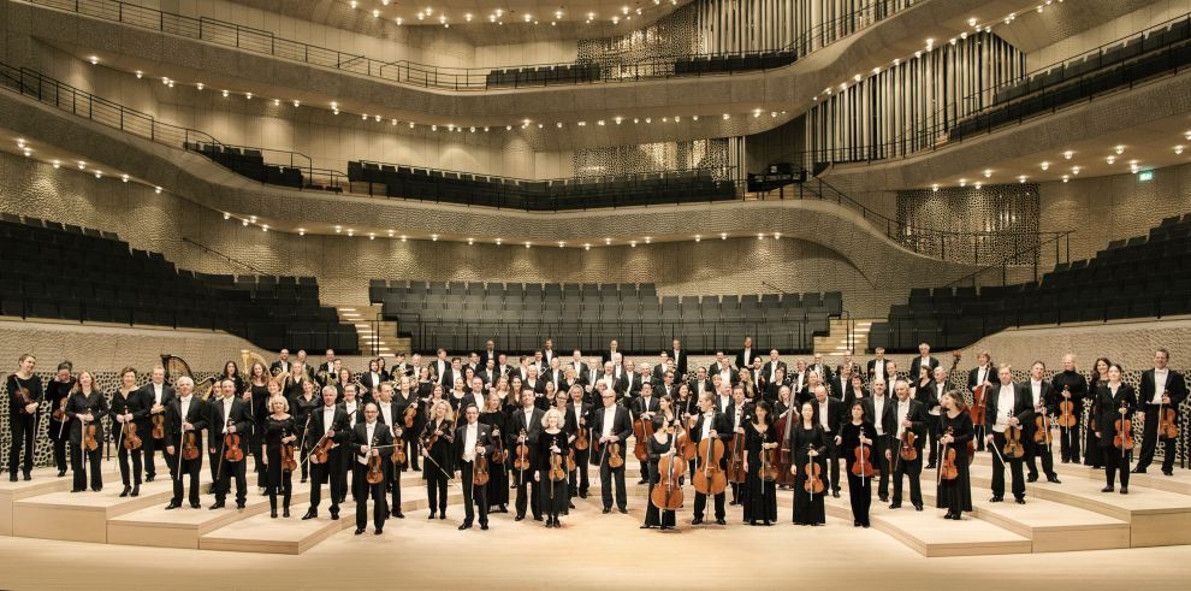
left=673, top=50, right=796, bottom=75
left=347, top=162, right=738, bottom=211
left=868, top=212, right=1191, bottom=352
left=0, top=214, right=358, bottom=354
left=486, top=63, right=601, bottom=87
left=370, top=280, right=842, bottom=354
left=186, top=142, right=303, bottom=188
left=950, top=19, right=1190, bottom=141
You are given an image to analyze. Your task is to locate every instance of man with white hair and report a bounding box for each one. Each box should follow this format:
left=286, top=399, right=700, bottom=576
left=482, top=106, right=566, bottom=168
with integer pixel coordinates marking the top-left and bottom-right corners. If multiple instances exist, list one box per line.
left=208, top=378, right=252, bottom=510
left=164, top=377, right=207, bottom=510
left=140, top=365, right=174, bottom=483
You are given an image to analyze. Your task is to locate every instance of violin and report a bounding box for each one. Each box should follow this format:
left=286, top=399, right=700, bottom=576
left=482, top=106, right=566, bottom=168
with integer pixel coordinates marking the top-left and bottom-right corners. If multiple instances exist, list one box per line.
left=513, top=429, right=532, bottom=472
left=1113, top=409, right=1133, bottom=453
left=83, top=419, right=99, bottom=452
left=727, top=431, right=747, bottom=484
left=473, top=446, right=491, bottom=487
left=574, top=422, right=589, bottom=451
left=760, top=432, right=779, bottom=482
left=651, top=438, right=684, bottom=511
left=390, top=426, right=407, bottom=467
left=692, top=434, right=726, bottom=495
left=1003, top=424, right=1025, bottom=459
left=606, top=441, right=624, bottom=469
left=223, top=420, right=245, bottom=462
left=939, top=427, right=959, bottom=481
left=633, top=415, right=655, bottom=462
left=311, top=433, right=334, bottom=464
left=851, top=430, right=874, bottom=479
left=123, top=422, right=143, bottom=451
left=182, top=431, right=200, bottom=461
left=1057, top=390, right=1076, bottom=429
left=281, top=429, right=298, bottom=473
left=1159, top=391, right=1179, bottom=439
left=489, top=428, right=507, bottom=463
left=366, top=433, right=386, bottom=485
left=52, top=397, right=67, bottom=423
left=549, top=451, right=568, bottom=482
left=151, top=413, right=166, bottom=439
left=803, top=445, right=825, bottom=495
left=13, top=384, right=35, bottom=415
left=1033, top=412, right=1053, bottom=445
left=898, top=430, right=918, bottom=461
left=402, top=403, right=418, bottom=430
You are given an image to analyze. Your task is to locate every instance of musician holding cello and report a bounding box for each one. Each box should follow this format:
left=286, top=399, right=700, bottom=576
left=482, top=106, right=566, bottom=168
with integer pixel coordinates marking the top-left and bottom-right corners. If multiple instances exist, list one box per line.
left=742, top=401, right=779, bottom=526
left=886, top=380, right=927, bottom=511
left=936, top=391, right=973, bottom=520
left=642, top=412, right=679, bottom=531
left=630, top=382, right=661, bottom=485
left=535, top=409, right=571, bottom=528
left=1095, top=363, right=1137, bottom=493
left=985, top=365, right=1032, bottom=505
left=590, top=382, right=632, bottom=515
left=788, top=400, right=827, bottom=526
left=456, top=404, right=493, bottom=530
left=966, top=351, right=994, bottom=452
left=262, top=391, right=297, bottom=518
left=841, top=401, right=877, bottom=527
left=690, top=390, right=731, bottom=526
left=302, top=385, right=349, bottom=521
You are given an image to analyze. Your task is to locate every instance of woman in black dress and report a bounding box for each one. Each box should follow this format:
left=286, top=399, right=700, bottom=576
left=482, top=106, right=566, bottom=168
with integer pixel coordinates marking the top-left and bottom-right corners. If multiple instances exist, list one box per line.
left=789, top=401, right=827, bottom=525
left=643, top=415, right=678, bottom=530
left=1096, top=363, right=1137, bottom=493
left=936, top=391, right=973, bottom=520
left=535, top=409, right=571, bottom=528
left=1084, top=357, right=1112, bottom=469
left=421, top=400, right=455, bottom=519
left=66, top=370, right=108, bottom=492
left=246, top=362, right=271, bottom=490
left=45, top=362, right=75, bottom=478
left=416, top=366, right=435, bottom=399
left=262, top=391, right=297, bottom=518
left=290, top=378, right=320, bottom=483
left=841, top=401, right=878, bottom=527
left=743, top=401, right=778, bottom=526
left=479, top=393, right=510, bottom=512
left=110, top=367, right=144, bottom=497
left=221, top=361, right=245, bottom=395
left=844, top=375, right=869, bottom=408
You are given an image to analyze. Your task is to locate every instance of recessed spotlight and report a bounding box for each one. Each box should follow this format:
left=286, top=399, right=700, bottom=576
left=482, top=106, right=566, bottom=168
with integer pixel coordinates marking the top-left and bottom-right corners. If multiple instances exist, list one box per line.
left=222, top=89, right=229, bottom=97
left=1114, top=145, right=1125, bottom=155
left=431, top=234, right=439, bottom=241
left=262, top=225, right=269, bottom=232
left=974, top=182, right=983, bottom=190
left=273, top=99, right=281, bottom=106
left=720, top=233, right=728, bottom=240
left=629, top=241, right=637, bottom=248
left=135, top=70, right=143, bottom=79
left=121, top=174, right=129, bottom=183
left=558, top=241, right=565, bottom=248
left=51, top=160, right=60, bottom=169
left=400, top=235, right=408, bottom=242
left=644, top=237, right=652, bottom=244
left=467, top=238, right=474, bottom=245
left=298, top=228, right=306, bottom=236
left=346, top=229, right=354, bottom=237
left=242, top=219, right=249, bottom=226
left=292, top=100, right=300, bottom=107
left=1061, top=175, right=1069, bottom=183
left=245, top=92, right=253, bottom=100
left=757, top=233, right=764, bottom=240
left=694, top=234, right=701, bottom=242
left=154, top=186, right=162, bottom=194
left=88, top=55, right=99, bottom=65
left=223, top=212, right=231, bottom=220
left=77, top=160, right=86, bottom=170
left=1062, top=150, right=1074, bottom=160
left=1071, top=166, right=1081, bottom=175
left=931, top=183, right=939, bottom=192
left=584, top=244, right=591, bottom=251
left=525, top=241, right=532, bottom=248
left=368, top=232, right=375, bottom=240
left=1175, top=145, right=1185, bottom=155
left=196, top=82, right=204, bottom=90
left=959, top=178, right=967, bottom=187
left=1040, top=161, right=1050, bottom=171
left=604, top=237, right=612, bottom=245
left=982, top=169, right=992, bottom=178
left=773, top=232, right=781, bottom=239
left=1018, top=175, right=1027, bottom=183
left=1106, top=156, right=1116, bottom=164
left=334, top=225, right=342, bottom=234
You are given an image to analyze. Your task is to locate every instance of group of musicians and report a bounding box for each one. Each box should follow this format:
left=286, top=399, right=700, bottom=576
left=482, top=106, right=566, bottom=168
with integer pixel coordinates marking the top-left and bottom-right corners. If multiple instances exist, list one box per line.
left=4, top=341, right=1187, bottom=535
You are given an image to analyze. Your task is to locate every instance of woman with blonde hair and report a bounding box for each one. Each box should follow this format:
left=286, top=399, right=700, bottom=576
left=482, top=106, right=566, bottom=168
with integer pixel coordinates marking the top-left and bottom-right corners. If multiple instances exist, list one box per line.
left=262, top=390, right=297, bottom=518
left=66, top=370, right=108, bottom=492
left=535, top=408, right=571, bottom=528
left=421, top=399, right=456, bottom=519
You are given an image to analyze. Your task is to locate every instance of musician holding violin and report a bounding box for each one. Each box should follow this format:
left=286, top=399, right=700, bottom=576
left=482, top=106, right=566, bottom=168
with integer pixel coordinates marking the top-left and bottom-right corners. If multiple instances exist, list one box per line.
left=139, top=365, right=174, bottom=484
left=394, top=375, right=423, bottom=472
left=164, top=377, right=208, bottom=510
left=302, top=385, right=349, bottom=521
left=111, top=367, right=147, bottom=497
left=262, top=392, right=297, bottom=518
left=1095, top=363, right=1137, bottom=493
left=46, top=361, right=76, bottom=478
left=209, top=379, right=252, bottom=510
left=1135, top=349, right=1187, bottom=476
left=590, top=382, right=633, bottom=515
left=742, top=401, right=779, bottom=526
left=840, top=401, right=877, bottom=527
left=351, top=402, right=393, bottom=535
left=534, top=409, right=571, bottom=528
left=479, top=393, right=511, bottom=512
left=1024, top=361, right=1061, bottom=484
left=643, top=412, right=680, bottom=531
left=455, top=404, right=494, bottom=530
left=422, top=400, right=457, bottom=520
left=373, top=383, right=407, bottom=519
left=7, top=353, right=42, bottom=482
left=936, top=391, right=974, bottom=520
left=886, top=380, right=927, bottom=511
left=1051, top=354, right=1088, bottom=464
left=565, top=385, right=592, bottom=501
left=65, top=370, right=107, bottom=492
left=690, top=390, right=732, bottom=526
left=789, top=400, right=827, bottom=526
left=985, top=365, right=1032, bottom=505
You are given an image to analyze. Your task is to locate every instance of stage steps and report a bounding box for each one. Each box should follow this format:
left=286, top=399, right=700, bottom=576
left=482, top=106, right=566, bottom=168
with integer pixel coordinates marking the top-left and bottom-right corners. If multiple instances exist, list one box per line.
left=11, top=477, right=175, bottom=542
left=0, top=467, right=93, bottom=535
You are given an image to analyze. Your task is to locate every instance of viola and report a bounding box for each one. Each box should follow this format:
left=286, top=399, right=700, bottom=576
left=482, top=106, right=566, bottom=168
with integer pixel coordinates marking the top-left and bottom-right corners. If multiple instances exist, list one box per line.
left=898, top=430, right=918, bottom=461
left=1057, top=395, right=1076, bottom=429
left=311, top=435, right=334, bottom=464
left=513, top=429, right=532, bottom=471
left=151, top=413, right=166, bottom=439
left=1003, top=424, right=1025, bottom=459
left=473, top=446, right=491, bottom=487
left=224, top=424, right=245, bottom=463
left=181, top=431, right=200, bottom=461
left=390, top=427, right=407, bottom=467
left=803, top=447, right=825, bottom=495
left=1033, top=413, right=1053, bottom=445
left=549, top=451, right=568, bottom=482
left=366, top=433, right=386, bottom=485
left=1113, top=412, right=1133, bottom=452
left=123, top=422, right=143, bottom=451
left=851, top=433, right=874, bottom=478
left=574, top=423, right=589, bottom=451
left=52, top=397, right=67, bottom=423
left=692, top=435, right=726, bottom=495
left=490, top=428, right=507, bottom=463
left=1159, top=392, right=1179, bottom=439
left=726, top=432, right=747, bottom=484
left=83, top=421, right=99, bottom=452
left=651, top=443, right=684, bottom=511
left=606, top=441, right=625, bottom=469
left=760, top=432, right=779, bottom=482
left=678, top=415, right=697, bottom=461
left=633, top=415, right=655, bottom=462
left=13, top=384, right=35, bottom=415
left=402, top=403, right=418, bottom=429
left=281, top=430, right=298, bottom=473
left=939, top=427, right=958, bottom=481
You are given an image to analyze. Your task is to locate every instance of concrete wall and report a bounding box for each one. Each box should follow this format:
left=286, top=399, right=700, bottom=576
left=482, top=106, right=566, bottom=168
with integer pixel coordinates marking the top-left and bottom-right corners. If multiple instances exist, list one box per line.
left=1003, top=0, right=1186, bottom=70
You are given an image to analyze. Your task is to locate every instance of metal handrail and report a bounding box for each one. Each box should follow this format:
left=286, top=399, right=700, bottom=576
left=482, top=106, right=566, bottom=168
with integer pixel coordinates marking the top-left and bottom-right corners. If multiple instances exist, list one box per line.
left=27, top=0, right=918, bottom=91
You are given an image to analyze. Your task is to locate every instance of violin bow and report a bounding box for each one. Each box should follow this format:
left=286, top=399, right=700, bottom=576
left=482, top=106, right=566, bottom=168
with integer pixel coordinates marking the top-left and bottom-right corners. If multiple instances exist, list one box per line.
left=174, top=402, right=186, bottom=486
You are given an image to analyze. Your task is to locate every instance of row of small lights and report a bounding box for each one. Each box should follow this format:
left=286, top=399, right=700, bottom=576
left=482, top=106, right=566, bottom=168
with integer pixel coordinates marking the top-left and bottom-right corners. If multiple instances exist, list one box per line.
left=814, top=2, right=1062, bottom=102
left=88, top=55, right=784, bottom=132
left=929, top=135, right=1190, bottom=191
left=345, top=1, right=676, bottom=27
left=15, top=138, right=164, bottom=195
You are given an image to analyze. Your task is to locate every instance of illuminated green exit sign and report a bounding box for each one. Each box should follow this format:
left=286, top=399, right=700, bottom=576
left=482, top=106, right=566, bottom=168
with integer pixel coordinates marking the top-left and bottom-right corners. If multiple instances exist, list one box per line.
left=1138, top=170, right=1154, bottom=182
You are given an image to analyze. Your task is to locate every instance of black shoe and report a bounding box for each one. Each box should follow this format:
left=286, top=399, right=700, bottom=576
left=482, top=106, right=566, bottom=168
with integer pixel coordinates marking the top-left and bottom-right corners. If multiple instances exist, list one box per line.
left=302, top=510, right=318, bottom=520
left=145, top=475, right=154, bottom=482
left=888, top=502, right=901, bottom=509
left=164, top=502, right=181, bottom=510
left=515, top=515, right=525, bottom=521
left=1047, top=475, right=1062, bottom=484
left=878, top=496, right=888, bottom=503
left=533, top=515, right=543, bottom=521
left=330, top=511, right=339, bottom=520
left=190, top=501, right=201, bottom=509
left=70, top=488, right=84, bottom=493
left=728, top=500, right=739, bottom=506
left=208, top=502, right=225, bottom=510
left=602, top=508, right=611, bottom=514
left=1163, top=470, right=1174, bottom=476
left=989, top=496, right=1003, bottom=503
left=1101, top=486, right=1115, bottom=493
left=57, top=470, right=66, bottom=478
left=925, top=463, right=936, bottom=470
left=568, top=502, right=575, bottom=509
left=393, top=511, right=405, bottom=519
left=458, top=523, right=472, bottom=530
left=1015, top=498, right=1026, bottom=505
left=1120, top=487, right=1129, bottom=495
left=832, top=490, right=841, bottom=498
left=618, top=508, right=628, bottom=514
left=480, top=524, right=489, bottom=530
left=913, top=503, right=923, bottom=511
left=1027, top=475, right=1038, bottom=483
left=691, top=517, right=703, bottom=525
left=579, top=491, right=588, bottom=499
left=498, top=504, right=508, bottom=513
left=271, top=511, right=278, bottom=518
left=354, top=527, right=365, bottom=535
left=120, top=486, right=131, bottom=498
left=131, top=486, right=140, bottom=497
left=640, top=524, right=655, bottom=529
left=715, top=518, right=726, bottom=525
left=637, top=479, right=647, bottom=485
left=374, top=528, right=383, bottom=535
left=1132, top=468, right=1146, bottom=474
left=236, top=502, right=246, bottom=510
left=429, top=511, right=438, bottom=520
left=23, top=474, right=31, bottom=481
left=283, top=508, right=290, bottom=518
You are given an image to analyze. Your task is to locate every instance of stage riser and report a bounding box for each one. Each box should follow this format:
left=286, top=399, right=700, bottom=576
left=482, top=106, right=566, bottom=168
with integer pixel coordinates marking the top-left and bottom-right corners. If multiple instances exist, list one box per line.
left=107, top=492, right=312, bottom=549
left=12, top=488, right=173, bottom=543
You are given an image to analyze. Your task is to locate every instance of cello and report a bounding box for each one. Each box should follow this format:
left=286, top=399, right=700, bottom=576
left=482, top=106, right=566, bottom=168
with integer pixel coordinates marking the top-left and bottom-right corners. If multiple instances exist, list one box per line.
left=774, top=404, right=796, bottom=488
left=651, top=427, right=684, bottom=511
left=633, top=414, right=655, bottom=462
left=726, top=429, right=747, bottom=485
left=692, top=431, right=727, bottom=496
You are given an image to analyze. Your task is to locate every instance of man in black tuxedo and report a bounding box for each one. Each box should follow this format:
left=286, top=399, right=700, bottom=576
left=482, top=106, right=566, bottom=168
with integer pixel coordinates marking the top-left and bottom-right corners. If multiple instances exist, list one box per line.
left=208, top=379, right=252, bottom=509
left=671, top=339, right=688, bottom=380
left=569, top=350, right=591, bottom=386
left=837, top=351, right=861, bottom=380
left=351, top=402, right=392, bottom=535
left=1135, top=348, right=1189, bottom=475
left=886, top=380, right=927, bottom=510
left=866, top=347, right=888, bottom=382
left=651, top=352, right=671, bottom=385
left=763, top=366, right=789, bottom=403
left=481, top=340, right=499, bottom=369
left=709, top=351, right=733, bottom=381
left=508, top=389, right=544, bottom=521
left=763, top=350, right=787, bottom=390
left=590, top=382, right=632, bottom=514
left=985, top=365, right=1033, bottom=504
left=734, top=337, right=757, bottom=370
left=140, top=365, right=175, bottom=482
left=809, top=353, right=833, bottom=385
left=433, top=349, right=451, bottom=386
left=1022, top=361, right=1060, bottom=483
left=456, top=405, right=494, bottom=530
left=544, top=357, right=566, bottom=393
left=863, top=379, right=893, bottom=502
left=813, top=385, right=845, bottom=497
left=630, top=383, right=661, bottom=484
left=726, top=386, right=754, bottom=504
left=565, top=385, right=592, bottom=498
left=909, top=342, right=939, bottom=382
left=303, top=385, right=349, bottom=520
left=690, top=391, right=732, bottom=525
left=600, top=340, right=621, bottom=365
left=689, top=366, right=714, bottom=401
left=163, top=377, right=207, bottom=510
left=967, top=351, right=995, bottom=452
left=270, top=349, right=292, bottom=377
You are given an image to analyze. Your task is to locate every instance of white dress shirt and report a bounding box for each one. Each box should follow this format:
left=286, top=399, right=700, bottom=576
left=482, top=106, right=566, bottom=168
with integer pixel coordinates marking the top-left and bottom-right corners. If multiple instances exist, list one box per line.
left=359, top=422, right=377, bottom=465
left=601, top=407, right=617, bottom=439
left=463, top=423, right=478, bottom=462
left=1151, top=369, right=1169, bottom=404
left=994, top=385, right=1015, bottom=433
left=873, top=395, right=887, bottom=436
left=895, top=399, right=910, bottom=438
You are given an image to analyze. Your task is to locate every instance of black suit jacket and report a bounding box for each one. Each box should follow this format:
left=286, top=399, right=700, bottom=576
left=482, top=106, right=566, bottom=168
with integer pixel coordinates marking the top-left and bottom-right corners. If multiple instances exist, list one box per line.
left=454, top=422, right=494, bottom=462
left=207, top=397, right=253, bottom=450
left=630, top=395, right=661, bottom=419
left=811, top=397, right=845, bottom=434
left=165, top=396, right=208, bottom=451
left=866, top=358, right=888, bottom=380
left=351, top=421, right=395, bottom=474
left=309, top=404, right=350, bottom=447
left=734, top=349, right=758, bottom=370
left=588, top=405, right=633, bottom=463
left=1138, top=369, right=1189, bottom=410
left=985, top=383, right=1034, bottom=435
left=882, top=397, right=928, bottom=448
left=672, top=350, right=688, bottom=379
left=909, top=356, right=940, bottom=381
left=967, top=365, right=995, bottom=391
left=506, top=407, right=545, bottom=450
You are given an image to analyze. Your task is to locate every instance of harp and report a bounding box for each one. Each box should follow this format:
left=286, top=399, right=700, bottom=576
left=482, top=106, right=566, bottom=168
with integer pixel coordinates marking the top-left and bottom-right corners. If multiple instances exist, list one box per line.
left=160, top=354, right=216, bottom=400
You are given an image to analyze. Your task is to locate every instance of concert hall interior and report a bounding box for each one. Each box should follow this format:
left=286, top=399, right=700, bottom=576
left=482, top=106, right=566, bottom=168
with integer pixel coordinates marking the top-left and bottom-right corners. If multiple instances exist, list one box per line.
left=1, top=0, right=1190, bottom=588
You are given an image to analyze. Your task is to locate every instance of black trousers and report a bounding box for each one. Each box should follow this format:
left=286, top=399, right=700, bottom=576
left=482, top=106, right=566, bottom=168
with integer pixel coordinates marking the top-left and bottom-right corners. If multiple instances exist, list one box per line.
left=891, top=449, right=922, bottom=506
left=874, top=434, right=891, bottom=499
left=1026, top=434, right=1056, bottom=478
left=309, top=456, right=343, bottom=514
left=569, top=447, right=590, bottom=496
left=990, top=432, right=1025, bottom=499
left=264, top=447, right=292, bottom=510
left=1104, top=446, right=1131, bottom=488
left=49, top=419, right=69, bottom=473
left=461, top=462, right=488, bottom=526
left=693, top=489, right=726, bottom=520
left=1136, top=407, right=1176, bottom=472
left=387, top=460, right=402, bottom=514
left=427, top=472, right=449, bottom=515
left=1058, top=418, right=1081, bottom=463
left=70, top=444, right=102, bottom=490
left=926, top=415, right=941, bottom=465
left=251, top=421, right=266, bottom=488
left=215, top=459, right=247, bottom=504
left=167, top=452, right=202, bottom=506
left=143, top=433, right=166, bottom=479
left=8, top=416, right=35, bottom=476
left=353, top=465, right=388, bottom=530
left=117, top=442, right=143, bottom=487
left=598, top=456, right=626, bottom=512
left=846, top=471, right=871, bottom=526
left=823, top=434, right=841, bottom=493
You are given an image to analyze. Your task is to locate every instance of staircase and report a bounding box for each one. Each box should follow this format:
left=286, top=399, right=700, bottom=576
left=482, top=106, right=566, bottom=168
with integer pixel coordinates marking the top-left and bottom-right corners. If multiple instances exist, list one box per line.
left=814, top=317, right=877, bottom=356
left=335, top=305, right=409, bottom=357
